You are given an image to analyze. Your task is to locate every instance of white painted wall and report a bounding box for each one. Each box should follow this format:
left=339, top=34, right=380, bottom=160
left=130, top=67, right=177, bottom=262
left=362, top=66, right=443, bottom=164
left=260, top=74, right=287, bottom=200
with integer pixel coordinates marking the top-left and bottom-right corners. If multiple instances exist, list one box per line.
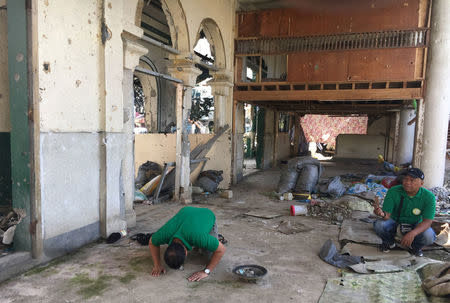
left=335, top=134, right=385, bottom=159
left=0, top=9, right=10, bottom=132
left=181, top=0, right=235, bottom=70
left=40, top=133, right=100, bottom=239
left=397, top=108, right=415, bottom=164
left=37, top=0, right=125, bottom=132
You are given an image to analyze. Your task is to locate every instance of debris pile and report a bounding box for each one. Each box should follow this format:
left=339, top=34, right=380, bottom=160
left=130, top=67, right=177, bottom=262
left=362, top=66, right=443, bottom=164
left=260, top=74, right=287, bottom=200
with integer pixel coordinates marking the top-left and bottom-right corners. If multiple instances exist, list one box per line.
left=307, top=200, right=353, bottom=224
left=429, top=187, right=450, bottom=213
left=195, top=170, right=223, bottom=193
left=0, top=209, right=26, bottom=246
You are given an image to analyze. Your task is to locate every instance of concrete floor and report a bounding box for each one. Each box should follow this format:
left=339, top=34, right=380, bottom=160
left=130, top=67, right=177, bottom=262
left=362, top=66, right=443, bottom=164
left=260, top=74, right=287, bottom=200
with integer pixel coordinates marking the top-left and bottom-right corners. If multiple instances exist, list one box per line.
left=0, top=158, right=448, bottom=302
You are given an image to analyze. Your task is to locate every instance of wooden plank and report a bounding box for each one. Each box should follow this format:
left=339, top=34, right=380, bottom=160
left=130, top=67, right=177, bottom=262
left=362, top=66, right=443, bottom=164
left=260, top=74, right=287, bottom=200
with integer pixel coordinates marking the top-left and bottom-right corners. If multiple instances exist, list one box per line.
left=237, top=12, right=260, bottom=37
left=414, top=48, right=426, bottom=79
left=288, top=52, right=349, bottom=82
left=260, top=9, right=290, bottom=37
left=347, top=49, right=416, bottom=81
left=237, top=1, right=421, bottom=39
left=234, top=87, right=422, bottom=102
left=418, top=0, right=431, bottom=28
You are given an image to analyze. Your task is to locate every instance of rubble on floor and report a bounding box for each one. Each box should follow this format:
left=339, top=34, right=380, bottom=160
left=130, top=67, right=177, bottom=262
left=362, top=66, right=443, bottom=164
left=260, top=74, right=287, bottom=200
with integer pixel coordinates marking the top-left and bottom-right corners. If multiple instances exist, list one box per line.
left=0, top=208, right=26, bottom=257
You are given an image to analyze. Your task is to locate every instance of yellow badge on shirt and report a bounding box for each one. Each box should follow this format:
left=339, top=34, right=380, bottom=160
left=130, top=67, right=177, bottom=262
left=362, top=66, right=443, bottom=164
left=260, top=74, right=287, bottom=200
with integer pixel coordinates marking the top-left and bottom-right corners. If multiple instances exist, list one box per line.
left=412, top=208, right=421, bottom=215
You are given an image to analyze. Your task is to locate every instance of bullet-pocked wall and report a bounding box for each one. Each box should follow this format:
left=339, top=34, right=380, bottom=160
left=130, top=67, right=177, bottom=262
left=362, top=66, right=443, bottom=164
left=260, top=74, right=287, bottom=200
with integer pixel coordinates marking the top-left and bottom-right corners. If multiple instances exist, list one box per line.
left=0, top=6, right=11, bottom=208
left=134, top=0, right=236, bottom=188
left=183, top=0, right=235, bottom=188
left=35, top=0, right=140, bottom=258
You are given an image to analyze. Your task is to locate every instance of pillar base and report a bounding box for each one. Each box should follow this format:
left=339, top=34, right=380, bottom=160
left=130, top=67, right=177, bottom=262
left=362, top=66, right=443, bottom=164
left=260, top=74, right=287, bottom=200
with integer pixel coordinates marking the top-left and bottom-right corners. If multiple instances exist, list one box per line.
left=125, top=210, right=136, bottom=228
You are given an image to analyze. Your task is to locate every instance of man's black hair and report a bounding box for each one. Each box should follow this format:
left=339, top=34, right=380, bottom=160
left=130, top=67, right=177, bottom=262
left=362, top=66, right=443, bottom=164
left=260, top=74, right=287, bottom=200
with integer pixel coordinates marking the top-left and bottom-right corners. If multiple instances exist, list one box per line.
left=164, top=242, right=186, bottom=269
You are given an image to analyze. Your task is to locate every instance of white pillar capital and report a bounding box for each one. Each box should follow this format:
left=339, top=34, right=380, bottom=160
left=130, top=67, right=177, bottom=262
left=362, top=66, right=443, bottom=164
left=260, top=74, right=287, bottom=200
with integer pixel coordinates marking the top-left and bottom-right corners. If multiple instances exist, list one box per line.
left=167, top=58, right=202, bottom=87
left=123, top=39, right=148, bottom=71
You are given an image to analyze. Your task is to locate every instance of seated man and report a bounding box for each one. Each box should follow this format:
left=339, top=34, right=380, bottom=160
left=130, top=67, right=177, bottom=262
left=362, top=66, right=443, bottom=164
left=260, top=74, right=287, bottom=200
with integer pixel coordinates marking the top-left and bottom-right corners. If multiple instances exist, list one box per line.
left=149, top=206, right=226, bottom=281
left=373, top=168, right=436, bottom=256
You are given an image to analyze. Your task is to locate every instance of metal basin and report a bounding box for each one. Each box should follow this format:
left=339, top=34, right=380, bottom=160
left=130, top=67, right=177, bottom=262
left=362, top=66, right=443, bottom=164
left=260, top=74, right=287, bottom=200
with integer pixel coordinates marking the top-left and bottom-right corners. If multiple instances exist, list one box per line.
left=232, top=264, right=267, bottom=282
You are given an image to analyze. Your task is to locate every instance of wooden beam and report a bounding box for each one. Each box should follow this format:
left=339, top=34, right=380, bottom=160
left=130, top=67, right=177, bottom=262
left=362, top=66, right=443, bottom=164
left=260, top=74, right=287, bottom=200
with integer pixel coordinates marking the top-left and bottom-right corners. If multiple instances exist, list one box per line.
left=272, top=111, right=278, bottom=168
left=235, top=88, right=422, bottom=102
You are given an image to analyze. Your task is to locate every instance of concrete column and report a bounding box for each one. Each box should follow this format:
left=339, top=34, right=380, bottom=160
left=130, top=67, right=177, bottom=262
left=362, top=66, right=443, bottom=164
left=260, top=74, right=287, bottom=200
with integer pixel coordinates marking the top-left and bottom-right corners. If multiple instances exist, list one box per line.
left=232, top=101, right=245, bottom=184
left=421, top=0, right=450, bottom=187
left=168, top=59, right=201, bottom=203
left=122, top=36, right=147, bottom=227
left=392, top=112, right=401, bottom=164
left=210, top=70, right=234, bottom=131
left=412, top=99, right=425, bottom=168
left=397, top=108, right=415, bottom=165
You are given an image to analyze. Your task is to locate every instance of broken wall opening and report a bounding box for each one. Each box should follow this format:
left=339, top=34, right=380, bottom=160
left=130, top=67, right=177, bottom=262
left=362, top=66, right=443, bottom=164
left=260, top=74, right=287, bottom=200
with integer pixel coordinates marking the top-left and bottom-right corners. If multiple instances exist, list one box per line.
left=300, top=114, right=368, bottom=158
left=191, top=30, right=215, bottom=134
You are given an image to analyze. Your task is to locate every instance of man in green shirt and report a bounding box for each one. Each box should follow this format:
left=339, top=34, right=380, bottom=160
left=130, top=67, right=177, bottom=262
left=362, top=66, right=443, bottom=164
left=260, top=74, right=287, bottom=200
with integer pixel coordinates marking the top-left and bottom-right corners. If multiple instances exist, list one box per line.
left=373, top=168, right=436, bottom=256
left=149, top=207, right=226, bottom=282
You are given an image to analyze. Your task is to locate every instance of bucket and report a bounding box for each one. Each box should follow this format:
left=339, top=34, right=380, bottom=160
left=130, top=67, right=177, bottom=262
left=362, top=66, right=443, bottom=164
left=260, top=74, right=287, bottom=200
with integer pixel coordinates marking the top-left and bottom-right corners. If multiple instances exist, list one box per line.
left=290, top=205, right=307, bottom=216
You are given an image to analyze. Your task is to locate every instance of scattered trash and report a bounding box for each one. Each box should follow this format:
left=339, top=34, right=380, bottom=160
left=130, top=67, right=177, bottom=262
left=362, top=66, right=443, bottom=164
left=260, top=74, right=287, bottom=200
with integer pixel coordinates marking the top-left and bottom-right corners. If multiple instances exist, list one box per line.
left=319, top=239, right=362, bottom=269
left=283, top=192, right=293, bottom=201
left=430, top=187, right=450, bottom=213
left=0, top=208, right=26, bottom=245
left=378, top=155, right=400, bottom=172
left=195, top=170, right=223, bottom=193
left=191, top=186, right=204, bottom=194
left=134, top=189, right=148, bottom=202
left=290, top=205, right=308, bottom=216
left=220, top=190, right=233, bottom=199
left=318, top=176, right=346, bottom=198
left=381, top=176, right=398, bottom=189
left=420, top=262, right=450, bottom=297
left=130, top=233, right=152, bottom=246
left=334, top=196, right=374, bottom=213
left=308, top=200, right=352, bottom=223
left=106, top=229, right=127, bottom=244
left=135, top=161, right=162, bottom=189
left=140, top=175, right=161, bottom=196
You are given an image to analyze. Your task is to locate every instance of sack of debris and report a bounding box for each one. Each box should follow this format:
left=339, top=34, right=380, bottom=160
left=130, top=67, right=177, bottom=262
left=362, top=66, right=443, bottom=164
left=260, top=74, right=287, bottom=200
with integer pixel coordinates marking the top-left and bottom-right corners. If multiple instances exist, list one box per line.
left=421, top=262, right=450, bottom=297
left=135, top=161, right=162, bottom=189
left=195, top=170, right=223, bottom=193
left=294, top=157, right=322, bottom=193
left=277, top=169, right=298, bottom=194
left=277, top=156, right=322, bottom=194
left=319, top=176, right=346, bottom=198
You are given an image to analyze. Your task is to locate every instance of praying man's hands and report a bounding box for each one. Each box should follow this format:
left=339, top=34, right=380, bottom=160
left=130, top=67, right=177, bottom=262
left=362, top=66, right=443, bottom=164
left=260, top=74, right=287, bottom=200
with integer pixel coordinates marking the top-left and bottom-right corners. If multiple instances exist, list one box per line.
left=151, top=265, right=166, bottom=277
left=187, top=270, right=209, bottom=282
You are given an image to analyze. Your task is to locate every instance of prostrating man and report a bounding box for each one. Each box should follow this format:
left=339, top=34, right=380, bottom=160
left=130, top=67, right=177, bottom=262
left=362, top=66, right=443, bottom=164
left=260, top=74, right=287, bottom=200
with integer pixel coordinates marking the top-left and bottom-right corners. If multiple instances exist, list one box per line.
left=373, top=168, right=436, bottom=256
left=149, top=206, right=226, bottom=281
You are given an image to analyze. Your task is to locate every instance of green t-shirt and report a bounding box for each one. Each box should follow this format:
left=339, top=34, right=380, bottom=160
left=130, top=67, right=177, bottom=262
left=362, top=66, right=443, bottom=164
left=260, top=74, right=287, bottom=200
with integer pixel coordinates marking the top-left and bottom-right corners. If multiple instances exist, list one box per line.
left=151, top=206, right=219, bottom=252
left=382, top=185, right=436, bottom=225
